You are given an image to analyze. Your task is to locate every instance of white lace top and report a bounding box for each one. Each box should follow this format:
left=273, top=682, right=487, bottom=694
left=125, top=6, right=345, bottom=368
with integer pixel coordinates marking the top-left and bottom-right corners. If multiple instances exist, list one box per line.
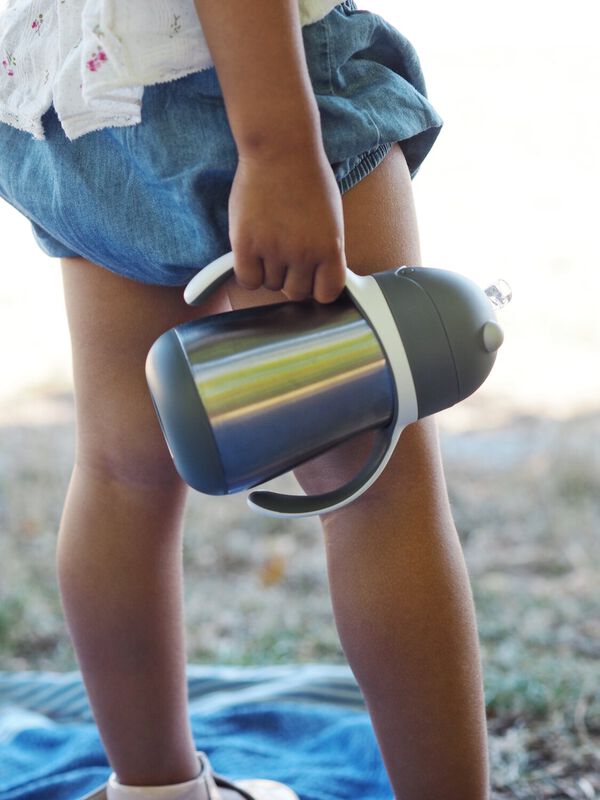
left=0, top=0, right=340, bottom=141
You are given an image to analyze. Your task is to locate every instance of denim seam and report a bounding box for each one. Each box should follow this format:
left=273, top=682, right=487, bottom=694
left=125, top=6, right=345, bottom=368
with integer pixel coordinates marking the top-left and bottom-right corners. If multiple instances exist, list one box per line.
left=363, top=108, right=381, bottom=149
left=323, top=9, right=335, bottom=95
left=337, top=141, right=392, bottom=194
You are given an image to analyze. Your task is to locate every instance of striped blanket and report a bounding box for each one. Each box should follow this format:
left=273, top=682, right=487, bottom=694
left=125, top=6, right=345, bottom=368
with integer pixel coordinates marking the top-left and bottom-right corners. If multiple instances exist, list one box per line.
left=0, top=664, right=391, bottom=800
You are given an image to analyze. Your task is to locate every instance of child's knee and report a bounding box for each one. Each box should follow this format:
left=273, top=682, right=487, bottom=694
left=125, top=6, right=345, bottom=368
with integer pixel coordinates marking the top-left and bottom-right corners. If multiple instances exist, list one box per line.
left=295, top=418, right=452, bottom=527
left=74, top=427, right=182, bottom=490
left=70, top=370, right=181, bottom=488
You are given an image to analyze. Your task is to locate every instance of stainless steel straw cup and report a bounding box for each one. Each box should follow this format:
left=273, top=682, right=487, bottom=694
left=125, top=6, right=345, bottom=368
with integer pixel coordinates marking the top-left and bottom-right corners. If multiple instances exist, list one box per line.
left=146, top=251, right=509, bottom=517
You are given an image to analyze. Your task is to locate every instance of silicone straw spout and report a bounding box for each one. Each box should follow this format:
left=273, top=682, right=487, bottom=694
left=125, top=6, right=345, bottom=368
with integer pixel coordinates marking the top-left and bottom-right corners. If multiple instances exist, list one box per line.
left=485, top=279, right=512, bottom=310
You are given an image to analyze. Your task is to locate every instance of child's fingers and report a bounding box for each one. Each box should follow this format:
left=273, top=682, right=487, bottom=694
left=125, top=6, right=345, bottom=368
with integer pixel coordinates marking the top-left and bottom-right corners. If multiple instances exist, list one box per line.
left=234, top=251, right=264, bottom=290
left=262, top=259, right=289, bottom=292
left=313, top=258, right=347, bottom=304
left=282, top=263, right=316, bottom=302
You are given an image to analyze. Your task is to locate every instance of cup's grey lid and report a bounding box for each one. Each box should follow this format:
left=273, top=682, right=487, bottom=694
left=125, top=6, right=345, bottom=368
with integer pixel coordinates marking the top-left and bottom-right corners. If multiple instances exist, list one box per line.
left=374, top=267, right=503, bottom=417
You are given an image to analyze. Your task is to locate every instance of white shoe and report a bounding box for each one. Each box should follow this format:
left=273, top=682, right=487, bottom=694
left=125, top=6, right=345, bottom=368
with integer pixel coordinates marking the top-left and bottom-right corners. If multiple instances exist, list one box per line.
left=79, top=751, right=299, bottom=800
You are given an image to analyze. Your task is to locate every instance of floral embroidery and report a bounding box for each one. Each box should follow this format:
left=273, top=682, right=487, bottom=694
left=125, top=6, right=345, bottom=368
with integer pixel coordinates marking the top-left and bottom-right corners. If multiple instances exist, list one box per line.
left=86, top=47, right=107, bottom=71
left=86, top=25, right=108, bottom=70
left=169, top=14, right=181, bottom=38
left=2, top=52, right=16, bottom=77
left=31, top=13, right=44, bottom=34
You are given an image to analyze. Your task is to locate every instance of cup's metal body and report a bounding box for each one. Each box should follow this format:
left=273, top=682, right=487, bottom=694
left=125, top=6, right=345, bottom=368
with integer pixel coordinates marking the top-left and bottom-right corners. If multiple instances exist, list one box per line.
left=177, top=295, right=395, bottom=492
left=148, top=258, right=507, bottom=517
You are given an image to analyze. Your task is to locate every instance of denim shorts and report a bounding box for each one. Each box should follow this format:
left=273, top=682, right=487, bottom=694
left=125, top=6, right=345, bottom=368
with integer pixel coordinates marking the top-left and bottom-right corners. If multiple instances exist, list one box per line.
left=0, top=1, right=442, bottom=286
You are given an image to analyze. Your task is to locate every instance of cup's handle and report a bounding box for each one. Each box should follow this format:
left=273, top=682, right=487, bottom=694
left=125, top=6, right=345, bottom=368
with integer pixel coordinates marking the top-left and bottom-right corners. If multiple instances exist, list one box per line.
left=184, top=251, right=237, bottom=306
left=247, top=420, right=404, bottom=518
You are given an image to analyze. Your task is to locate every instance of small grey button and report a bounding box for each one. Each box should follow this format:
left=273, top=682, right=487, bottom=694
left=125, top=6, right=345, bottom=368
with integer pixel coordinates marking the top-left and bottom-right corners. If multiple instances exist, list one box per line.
left=481, top=321, right=504, bottom=352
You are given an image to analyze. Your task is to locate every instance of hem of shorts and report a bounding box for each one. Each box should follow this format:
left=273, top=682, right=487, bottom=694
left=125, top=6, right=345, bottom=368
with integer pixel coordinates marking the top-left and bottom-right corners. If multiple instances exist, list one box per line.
left=336, top=142, right=393, bottom=194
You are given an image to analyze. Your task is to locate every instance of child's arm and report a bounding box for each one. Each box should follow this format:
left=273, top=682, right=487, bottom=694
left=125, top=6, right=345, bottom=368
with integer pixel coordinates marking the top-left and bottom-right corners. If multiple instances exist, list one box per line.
left=193, top=0, right=347, bottom=303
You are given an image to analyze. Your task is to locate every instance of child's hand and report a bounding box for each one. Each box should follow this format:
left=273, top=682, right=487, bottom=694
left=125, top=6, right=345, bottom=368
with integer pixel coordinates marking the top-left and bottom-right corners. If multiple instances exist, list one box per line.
left=228, top=144, right=347, bottom=304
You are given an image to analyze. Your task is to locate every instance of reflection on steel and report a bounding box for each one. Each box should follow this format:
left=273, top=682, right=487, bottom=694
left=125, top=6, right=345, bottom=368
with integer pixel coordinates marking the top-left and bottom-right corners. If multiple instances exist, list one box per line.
left=178, top=296, right=394, bottom=491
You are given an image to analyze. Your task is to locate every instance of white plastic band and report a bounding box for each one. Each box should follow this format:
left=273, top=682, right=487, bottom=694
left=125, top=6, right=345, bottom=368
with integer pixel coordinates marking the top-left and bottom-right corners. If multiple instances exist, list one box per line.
left=344, top=271, right=418, bottom=428
left=184, top=251, right=236, bottom=306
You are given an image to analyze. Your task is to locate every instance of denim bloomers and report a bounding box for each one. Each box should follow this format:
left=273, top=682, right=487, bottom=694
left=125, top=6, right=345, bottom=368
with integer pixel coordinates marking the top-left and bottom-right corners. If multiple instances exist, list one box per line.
left=0, top=1, right=442, bottom=286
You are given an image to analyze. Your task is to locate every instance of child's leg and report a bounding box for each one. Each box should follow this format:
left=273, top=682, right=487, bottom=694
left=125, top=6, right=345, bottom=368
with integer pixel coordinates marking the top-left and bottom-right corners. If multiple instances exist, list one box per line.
left=297, top=146, right=489, bottom=799
left=58, top=260, right=230, bottom=786
left=298, top=420, right=488, bottom=799
left=229, top=144, right=489, bottom=799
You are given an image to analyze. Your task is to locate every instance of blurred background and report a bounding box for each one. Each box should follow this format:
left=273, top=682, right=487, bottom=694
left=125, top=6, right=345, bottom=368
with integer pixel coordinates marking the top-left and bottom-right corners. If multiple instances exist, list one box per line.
left=1, top=0, right=599, bottom=797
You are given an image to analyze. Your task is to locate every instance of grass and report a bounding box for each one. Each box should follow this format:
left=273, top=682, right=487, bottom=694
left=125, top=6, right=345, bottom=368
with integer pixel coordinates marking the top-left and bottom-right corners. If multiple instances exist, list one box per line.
left=0, top=392, right=599, bottom=797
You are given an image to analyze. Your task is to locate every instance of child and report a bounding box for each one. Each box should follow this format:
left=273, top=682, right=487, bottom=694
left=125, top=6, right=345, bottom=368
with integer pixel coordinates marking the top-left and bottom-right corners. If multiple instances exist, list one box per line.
left=0, top=1, right=489, bottom=798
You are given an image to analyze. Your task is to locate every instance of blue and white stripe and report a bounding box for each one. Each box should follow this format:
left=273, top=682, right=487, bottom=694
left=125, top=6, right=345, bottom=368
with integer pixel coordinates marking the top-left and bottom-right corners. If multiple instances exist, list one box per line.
left=0, top=664, right=365, bottom=725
